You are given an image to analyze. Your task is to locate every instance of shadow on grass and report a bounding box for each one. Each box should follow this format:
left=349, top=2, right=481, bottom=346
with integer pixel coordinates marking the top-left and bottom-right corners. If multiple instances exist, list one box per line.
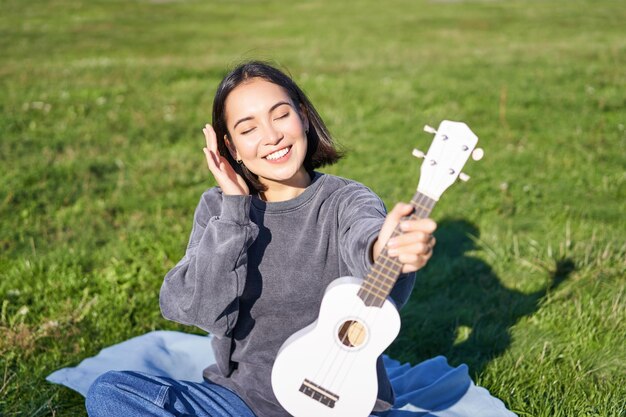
left=392, top=218, right=574, bottom=374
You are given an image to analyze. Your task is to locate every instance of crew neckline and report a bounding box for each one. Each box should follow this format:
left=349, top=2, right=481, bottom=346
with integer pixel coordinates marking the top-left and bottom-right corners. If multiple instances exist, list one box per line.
left=251, top=171, right=325, bottom=213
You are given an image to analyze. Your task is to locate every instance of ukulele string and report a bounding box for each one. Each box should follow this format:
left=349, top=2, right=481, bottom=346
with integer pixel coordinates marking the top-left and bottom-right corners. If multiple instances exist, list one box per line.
left=322, top=207, right=408, bottom=392
left=319, top=271, right=388, bottom=393
left=325, top=296, right=376, bottom=394
left=311, top=131, right=460, bottom=398
left=331, top=192, right=435, bottom=394
left=319, top=232, right=397, bottom=389
left=332, top=288, right=384, bottom=394
left=310, top=134, right=450, bottom=392
left=324, top=228, right=403, bottom=393
left=314, top=284, right=366, bottom=389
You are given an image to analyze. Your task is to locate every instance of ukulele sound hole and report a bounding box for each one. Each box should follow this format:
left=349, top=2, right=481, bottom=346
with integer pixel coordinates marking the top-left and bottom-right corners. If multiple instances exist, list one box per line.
left=337, top=320, right=367, bottom=348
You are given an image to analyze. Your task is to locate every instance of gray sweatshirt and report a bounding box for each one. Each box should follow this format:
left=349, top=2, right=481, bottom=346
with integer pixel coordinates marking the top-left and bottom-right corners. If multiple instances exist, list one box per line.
left=160, top=172, right=416, bottom=417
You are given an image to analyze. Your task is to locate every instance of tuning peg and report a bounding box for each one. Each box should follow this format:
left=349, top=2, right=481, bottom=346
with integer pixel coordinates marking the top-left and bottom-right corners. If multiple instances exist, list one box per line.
left=459, top=172, right=471, bottom=182
left=412, top=148, right=425, bottom=159
left=472, top=148, right=484, bottom=161
left=423, top=125, right=437, bottom=135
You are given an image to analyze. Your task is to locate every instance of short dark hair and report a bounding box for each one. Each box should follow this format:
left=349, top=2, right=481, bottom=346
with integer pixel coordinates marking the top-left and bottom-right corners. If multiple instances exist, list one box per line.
left=211, top=61, right=343, bottom=194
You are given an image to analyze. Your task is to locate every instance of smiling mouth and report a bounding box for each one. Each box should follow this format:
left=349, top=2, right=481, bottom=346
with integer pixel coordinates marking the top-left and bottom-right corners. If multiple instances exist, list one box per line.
left=265, top=146, right=292, bottom=161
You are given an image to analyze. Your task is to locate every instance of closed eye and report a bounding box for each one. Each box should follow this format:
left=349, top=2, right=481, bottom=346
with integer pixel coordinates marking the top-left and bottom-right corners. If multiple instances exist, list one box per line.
left=241, top=127, right=255, bottom=135
left=275, top=112, right=289, bottom=120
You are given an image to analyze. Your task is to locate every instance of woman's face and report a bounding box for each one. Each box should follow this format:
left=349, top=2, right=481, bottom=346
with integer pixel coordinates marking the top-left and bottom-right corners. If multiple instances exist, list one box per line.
left=224, top=78, right=309, bottom=190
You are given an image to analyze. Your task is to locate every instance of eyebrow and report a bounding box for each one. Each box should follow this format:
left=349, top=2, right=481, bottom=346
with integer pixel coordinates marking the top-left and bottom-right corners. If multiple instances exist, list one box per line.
left=232, top=101, right=292, bottom=130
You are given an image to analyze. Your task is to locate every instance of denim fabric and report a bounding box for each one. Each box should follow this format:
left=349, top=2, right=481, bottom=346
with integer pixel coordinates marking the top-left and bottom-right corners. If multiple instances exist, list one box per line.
left=85, top=370, right=256, bottom=417
left=50, top=331, right=517, bottom=417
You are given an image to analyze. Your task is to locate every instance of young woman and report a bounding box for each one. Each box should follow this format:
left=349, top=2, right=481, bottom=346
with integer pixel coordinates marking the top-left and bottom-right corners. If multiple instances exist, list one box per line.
left=85, top=61, right=437, bottom=417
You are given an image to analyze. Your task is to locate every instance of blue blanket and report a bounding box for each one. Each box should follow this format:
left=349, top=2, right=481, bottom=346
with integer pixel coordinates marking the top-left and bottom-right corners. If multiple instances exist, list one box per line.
left=47, top=331, right=516, bottom=416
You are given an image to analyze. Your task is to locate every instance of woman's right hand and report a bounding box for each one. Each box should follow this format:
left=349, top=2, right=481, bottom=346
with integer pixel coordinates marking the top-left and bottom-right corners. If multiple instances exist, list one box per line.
left=202, top=124, right=249, bottom=196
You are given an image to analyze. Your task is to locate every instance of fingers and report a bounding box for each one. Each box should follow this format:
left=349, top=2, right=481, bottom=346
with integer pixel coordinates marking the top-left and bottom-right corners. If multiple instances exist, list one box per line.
left=203, top=123, right=218, bottom=153
left=385, top=205, right=437, bottom=239
left=201, top=125, right=250, bottom=196
left=387, top=216, right=437, bottom=248
left=388, top=235, right=435, bottom=255
left=388, top=202, right=414, bottom=221
left=388, top=230, right=436, bottom=248
left=202, top=124, right=228, bottom=175
left=388, top=237, right=435, bottom=256
left=400, top=217, right=437, bottom=233
left=378, top=203, right=414, bottom=243
left=384, top=207, right=437, bottom=272
left=397, top=249, right=433, bottom=273
left=373, top=202, right=438, bottom=263
left=203, top=147, right=220, bottom=173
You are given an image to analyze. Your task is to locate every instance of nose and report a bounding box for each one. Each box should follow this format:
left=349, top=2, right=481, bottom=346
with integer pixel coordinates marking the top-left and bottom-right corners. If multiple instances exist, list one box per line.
left=262, top=121, right=283, bottom=146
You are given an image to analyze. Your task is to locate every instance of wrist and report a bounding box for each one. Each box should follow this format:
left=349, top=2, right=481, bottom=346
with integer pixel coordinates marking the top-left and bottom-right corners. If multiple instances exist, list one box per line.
left=220, top=194, right=252, bottom=224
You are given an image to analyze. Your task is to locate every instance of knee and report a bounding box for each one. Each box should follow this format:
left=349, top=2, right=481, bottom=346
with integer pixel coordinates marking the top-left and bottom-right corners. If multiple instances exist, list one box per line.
left=85, top=371, right=128, bottom=416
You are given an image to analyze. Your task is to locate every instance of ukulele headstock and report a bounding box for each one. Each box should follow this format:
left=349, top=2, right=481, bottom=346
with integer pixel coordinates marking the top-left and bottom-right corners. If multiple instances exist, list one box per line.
left=413, top=120, right=482, bottom=200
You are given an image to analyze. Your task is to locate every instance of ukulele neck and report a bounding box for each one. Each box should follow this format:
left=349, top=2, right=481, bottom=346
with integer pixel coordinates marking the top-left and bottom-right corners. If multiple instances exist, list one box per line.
left=357, top=191, right=436, bottom=307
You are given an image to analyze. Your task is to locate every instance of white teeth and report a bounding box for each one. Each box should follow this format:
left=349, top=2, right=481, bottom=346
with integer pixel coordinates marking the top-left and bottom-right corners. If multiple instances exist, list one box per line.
left=265, top=146, right=290, bottom=160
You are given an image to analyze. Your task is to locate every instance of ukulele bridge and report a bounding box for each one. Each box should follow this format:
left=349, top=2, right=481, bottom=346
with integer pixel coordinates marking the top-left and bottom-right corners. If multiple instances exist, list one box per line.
left=299, top=378, right=340, bottom=408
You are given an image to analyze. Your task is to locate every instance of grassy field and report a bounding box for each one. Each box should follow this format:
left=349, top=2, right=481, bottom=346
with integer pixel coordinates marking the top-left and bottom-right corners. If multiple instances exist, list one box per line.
left=1, top=0, right=624, bottom=415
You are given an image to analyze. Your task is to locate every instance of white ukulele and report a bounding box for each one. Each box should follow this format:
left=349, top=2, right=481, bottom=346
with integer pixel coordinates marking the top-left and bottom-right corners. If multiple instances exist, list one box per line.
left=271, top=121, right=483, bottom=417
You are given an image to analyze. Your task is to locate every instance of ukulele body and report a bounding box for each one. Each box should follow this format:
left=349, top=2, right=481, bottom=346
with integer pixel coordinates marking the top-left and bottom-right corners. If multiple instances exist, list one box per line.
left=272, top=121, right=481, bottom=417
left=271, top=276, right=401, bottom=417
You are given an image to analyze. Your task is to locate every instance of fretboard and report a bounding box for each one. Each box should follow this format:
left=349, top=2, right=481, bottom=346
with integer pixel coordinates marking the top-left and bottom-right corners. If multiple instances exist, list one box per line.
left=357, top=191, right=436, bottom=307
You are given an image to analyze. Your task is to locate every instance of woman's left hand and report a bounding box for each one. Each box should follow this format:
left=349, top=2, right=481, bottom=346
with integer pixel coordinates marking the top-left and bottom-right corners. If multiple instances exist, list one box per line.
left=372, top=203, right=437, bottom=273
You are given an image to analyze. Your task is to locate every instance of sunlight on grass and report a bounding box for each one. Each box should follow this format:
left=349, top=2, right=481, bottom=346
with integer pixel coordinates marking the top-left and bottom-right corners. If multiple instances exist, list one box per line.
left=1, top=0, right=624, bottom=415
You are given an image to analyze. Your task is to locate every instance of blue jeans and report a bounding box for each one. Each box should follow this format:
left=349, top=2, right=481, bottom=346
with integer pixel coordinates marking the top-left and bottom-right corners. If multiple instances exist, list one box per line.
left=85, top=371, right=257, bottom=417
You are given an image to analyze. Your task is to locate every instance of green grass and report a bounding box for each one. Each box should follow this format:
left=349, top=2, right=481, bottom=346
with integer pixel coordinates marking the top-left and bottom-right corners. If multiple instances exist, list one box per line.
left=1, top=0, right=624, bottom=415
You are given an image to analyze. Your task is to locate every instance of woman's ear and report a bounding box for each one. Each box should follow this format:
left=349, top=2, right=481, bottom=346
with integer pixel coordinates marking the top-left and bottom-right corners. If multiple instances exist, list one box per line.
left=299, top=104, right=310, bottom=133
left=224, top=135, right=239, bottom=161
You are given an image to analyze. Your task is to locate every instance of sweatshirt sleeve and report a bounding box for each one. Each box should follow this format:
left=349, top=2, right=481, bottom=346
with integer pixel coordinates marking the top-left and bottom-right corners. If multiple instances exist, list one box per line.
left=337, top=183, right=416, bottom=311
left=159, top=188, right=259, bottom=337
